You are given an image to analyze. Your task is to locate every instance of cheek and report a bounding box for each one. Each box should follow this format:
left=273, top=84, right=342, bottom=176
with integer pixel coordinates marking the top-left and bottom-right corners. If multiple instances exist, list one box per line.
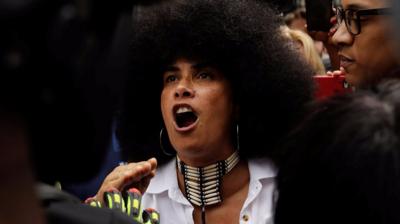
left=356, top=35, right=396, bottom=72
left=355, top=21, right=392, bottom=62
left=204, top=88, right=234, bottom=120
left=353, top=35, right=378, bottom=70
left=160, top=90, right=170, bottom=122
left=203, top=86, right=232, bottom=106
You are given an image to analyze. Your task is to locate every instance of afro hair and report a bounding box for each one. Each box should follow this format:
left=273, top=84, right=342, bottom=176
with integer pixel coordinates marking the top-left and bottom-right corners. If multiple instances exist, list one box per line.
left=118, top=0, right=315, bottom=165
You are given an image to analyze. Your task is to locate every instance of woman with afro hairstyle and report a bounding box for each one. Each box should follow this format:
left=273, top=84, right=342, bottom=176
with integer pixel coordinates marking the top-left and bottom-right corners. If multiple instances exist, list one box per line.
left=95, top=0, right=314, bottom=223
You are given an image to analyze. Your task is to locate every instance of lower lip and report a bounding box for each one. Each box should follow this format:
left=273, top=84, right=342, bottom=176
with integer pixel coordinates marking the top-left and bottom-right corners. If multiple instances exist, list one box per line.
left=174, top=119, right=199, bottom=132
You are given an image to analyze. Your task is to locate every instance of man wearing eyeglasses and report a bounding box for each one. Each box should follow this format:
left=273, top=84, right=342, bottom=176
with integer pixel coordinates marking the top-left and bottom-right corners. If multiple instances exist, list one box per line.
left=332, top=0, right=399, bottom=87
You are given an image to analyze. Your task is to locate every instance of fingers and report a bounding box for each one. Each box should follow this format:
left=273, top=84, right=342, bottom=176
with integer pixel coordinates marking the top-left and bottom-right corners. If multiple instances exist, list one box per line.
left=122, top=160, right=155, bottom=183
left=125, top=188, right=143, bottom=221
left=87, top=187, right=160, bottom=224
left=95, top=158, right=158, bottom=204
left=121, top=159, right=157, bottom=193
left=143, top=208, right=160, bottom=224
left=134, top=158, right=157, bottom=192
left=308, top=31, right=329, bottom=42
left=325, top=68, right=345, bottom=76
left=308, top=15, right=337, bottom=45
left=332, top=70, right=343, bottom=76
left=147, top=158, right=157, bottom=172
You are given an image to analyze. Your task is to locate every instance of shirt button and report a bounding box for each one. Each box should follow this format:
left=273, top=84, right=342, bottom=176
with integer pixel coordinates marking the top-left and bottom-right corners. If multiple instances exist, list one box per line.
left=242, top=214, right=249, bottom=222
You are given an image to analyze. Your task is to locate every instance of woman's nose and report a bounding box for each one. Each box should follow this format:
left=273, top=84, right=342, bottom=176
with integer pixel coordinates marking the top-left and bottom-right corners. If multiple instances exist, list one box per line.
left=174, top=82, right=195, bottom=98
left=332, top=22, right=354, bottom=47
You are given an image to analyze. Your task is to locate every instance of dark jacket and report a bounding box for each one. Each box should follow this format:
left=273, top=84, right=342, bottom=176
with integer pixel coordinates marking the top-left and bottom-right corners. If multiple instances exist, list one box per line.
left=38, top=184, right=139, bottom=224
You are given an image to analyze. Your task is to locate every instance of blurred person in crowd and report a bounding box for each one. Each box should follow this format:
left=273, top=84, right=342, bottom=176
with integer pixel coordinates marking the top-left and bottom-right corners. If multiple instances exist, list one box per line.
left=94, top=0, right=315, bottom=223
left=394, top=0, right=400, bottom=52
left=0, top=0, right=152, bottom=223
left=284, top=7, right=308, bottom=33
left=285, top=7, right=329, bottom=70
left=0, top=111, right=45, bottom=224
left=332, top=0, right=399, bottom=87
left=282, top=26, right=327, bottom=75
left=275, top=79, right=400, bottom=224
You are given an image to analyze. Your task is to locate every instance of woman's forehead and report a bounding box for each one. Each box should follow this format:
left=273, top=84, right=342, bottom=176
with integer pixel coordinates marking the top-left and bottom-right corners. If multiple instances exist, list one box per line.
left=341, top=0, right=389, bottom=9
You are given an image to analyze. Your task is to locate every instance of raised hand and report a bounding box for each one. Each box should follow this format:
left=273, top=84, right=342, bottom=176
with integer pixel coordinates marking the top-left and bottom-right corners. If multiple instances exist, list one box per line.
left=95, top=158, right=157, bottom=205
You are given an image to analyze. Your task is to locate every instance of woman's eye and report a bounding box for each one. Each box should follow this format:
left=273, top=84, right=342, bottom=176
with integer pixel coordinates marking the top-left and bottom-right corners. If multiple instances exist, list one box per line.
left=165, top=75, right=177, bottom=83
left=197, top=72, right=211, bottom=80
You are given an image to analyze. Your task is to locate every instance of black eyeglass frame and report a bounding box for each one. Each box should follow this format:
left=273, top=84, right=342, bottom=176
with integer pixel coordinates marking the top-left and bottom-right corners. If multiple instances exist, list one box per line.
left=335, top=7, right=392, bottom=35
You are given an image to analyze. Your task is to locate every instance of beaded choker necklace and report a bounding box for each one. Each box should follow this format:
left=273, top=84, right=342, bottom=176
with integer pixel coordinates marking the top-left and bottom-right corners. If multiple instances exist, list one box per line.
left=176, top=151, right=240, bottom=207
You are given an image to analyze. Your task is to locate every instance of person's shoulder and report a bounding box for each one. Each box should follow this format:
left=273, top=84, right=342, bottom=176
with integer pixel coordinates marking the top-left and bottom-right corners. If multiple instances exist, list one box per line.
left=38, top=183, right=139, bottom=224
left=46, top=201, right=139, bottom=224
left=248, top=158, right=277, bottom=181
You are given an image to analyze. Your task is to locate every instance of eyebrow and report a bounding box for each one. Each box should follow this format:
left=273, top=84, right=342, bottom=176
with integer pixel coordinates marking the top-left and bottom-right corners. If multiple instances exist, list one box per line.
left=164, top=65, right=179, bottom=72
left=192, top=62, right=212, bottom=70
left=164, top=62, right=212, bottom=72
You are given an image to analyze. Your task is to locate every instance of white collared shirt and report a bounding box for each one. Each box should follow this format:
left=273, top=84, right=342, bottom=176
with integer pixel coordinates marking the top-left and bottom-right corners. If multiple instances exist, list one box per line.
left=142, top=158, right=277, bottom=224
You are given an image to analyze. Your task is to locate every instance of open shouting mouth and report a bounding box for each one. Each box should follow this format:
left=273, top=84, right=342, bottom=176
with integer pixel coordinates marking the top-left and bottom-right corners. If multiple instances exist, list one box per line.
left=173, top=104, right=199, bottom=131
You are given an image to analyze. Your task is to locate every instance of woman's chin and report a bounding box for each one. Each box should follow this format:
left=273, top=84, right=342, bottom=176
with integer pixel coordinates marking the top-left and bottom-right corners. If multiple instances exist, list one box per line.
left=173, top=144, right=208, bottom=158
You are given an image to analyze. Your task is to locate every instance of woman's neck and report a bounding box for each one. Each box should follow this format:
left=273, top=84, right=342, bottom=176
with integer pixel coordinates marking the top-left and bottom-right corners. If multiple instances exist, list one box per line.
left=176, top=146, right=236, bottom=167
left=176, top=153, right=250, bottom=207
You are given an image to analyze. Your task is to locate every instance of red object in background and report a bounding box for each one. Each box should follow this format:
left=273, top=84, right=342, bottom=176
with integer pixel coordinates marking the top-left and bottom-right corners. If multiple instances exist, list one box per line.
left=314, top=74, right=353, bottom=100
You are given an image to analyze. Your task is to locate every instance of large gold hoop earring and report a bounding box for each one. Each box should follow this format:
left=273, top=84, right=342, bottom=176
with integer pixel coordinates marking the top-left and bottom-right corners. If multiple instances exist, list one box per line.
left=160, top=128, right=175, bottom=156
left=236, top=124, right=240, bottom=151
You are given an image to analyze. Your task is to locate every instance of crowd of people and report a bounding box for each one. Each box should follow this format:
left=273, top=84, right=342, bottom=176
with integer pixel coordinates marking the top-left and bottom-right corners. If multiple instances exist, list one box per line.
left=2, top=0, right=400, bottom=223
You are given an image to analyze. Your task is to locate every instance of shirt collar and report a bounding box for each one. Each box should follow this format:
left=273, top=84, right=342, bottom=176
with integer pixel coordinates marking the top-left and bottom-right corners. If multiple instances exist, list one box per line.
left=248, top=157, right=277, bottom=182
left=146, top=157, right=276, bottom=194
left=146, top=158, right=179, bottom=194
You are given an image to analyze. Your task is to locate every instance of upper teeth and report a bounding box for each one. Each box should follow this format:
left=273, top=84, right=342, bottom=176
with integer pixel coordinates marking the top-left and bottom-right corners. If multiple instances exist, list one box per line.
left=176, top=106, right=192, bottom=114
